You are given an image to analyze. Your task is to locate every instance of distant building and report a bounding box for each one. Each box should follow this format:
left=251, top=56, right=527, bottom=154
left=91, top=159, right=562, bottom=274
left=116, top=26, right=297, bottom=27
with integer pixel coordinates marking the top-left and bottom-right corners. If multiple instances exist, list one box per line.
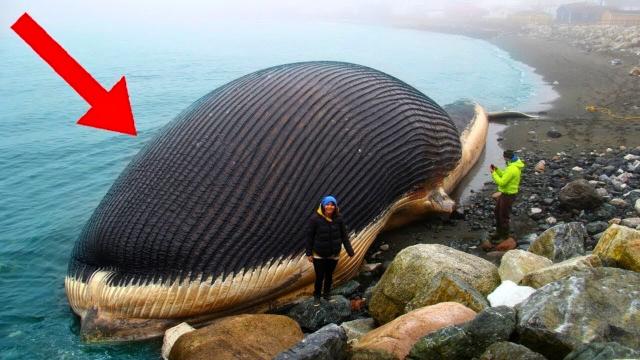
left=556, top=3, right=610, bottom=24
left=509, top=10, right=554, bottom=25
left=601, top=9, right=640, bottom=25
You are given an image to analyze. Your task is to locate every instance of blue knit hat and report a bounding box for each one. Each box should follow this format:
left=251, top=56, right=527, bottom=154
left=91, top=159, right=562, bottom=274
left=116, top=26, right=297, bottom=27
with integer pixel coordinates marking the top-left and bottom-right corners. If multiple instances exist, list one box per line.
left=321, top=195, right=337, bottom=207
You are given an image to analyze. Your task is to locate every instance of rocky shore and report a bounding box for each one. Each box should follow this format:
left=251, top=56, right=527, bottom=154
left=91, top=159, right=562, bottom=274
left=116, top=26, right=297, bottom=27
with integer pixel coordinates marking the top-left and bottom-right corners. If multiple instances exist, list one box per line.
left=520, top=24, right=640, bottom=57
left=159, top=145, right=640, bottom=360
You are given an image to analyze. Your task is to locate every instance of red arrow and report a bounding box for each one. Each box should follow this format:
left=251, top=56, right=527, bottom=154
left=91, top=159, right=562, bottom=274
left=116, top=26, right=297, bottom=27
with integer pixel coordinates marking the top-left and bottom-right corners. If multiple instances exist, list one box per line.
left=11, top=13, right=137, bottom=136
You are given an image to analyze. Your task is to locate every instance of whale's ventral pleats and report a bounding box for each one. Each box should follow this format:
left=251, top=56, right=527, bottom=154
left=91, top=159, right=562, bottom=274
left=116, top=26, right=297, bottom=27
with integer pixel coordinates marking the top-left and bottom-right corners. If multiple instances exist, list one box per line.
left=66, top=61, right=462, bottom=332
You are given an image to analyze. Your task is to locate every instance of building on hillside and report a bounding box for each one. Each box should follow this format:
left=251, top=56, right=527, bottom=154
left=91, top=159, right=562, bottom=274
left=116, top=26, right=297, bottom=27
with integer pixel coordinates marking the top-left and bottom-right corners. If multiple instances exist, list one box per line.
left=601, top=9, right=640, bottom=25
left=556, top=3, right=610, bottom=24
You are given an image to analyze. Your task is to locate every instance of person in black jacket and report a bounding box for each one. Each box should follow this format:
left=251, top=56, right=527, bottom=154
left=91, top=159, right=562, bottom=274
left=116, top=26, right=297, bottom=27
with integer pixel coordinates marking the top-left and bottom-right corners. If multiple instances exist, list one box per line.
left=306, top=195, right=355, bottom=302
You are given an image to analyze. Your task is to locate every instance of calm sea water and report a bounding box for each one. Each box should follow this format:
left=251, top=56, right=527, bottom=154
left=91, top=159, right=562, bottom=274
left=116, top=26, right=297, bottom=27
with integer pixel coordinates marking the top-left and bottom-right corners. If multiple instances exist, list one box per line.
left=0, top=20, right=552, bottom=359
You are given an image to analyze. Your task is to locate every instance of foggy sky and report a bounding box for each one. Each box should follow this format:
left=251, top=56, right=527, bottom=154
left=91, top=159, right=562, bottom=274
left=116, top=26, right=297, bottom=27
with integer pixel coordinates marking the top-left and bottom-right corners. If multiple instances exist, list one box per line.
left=2, top=0, right=639, bottom=35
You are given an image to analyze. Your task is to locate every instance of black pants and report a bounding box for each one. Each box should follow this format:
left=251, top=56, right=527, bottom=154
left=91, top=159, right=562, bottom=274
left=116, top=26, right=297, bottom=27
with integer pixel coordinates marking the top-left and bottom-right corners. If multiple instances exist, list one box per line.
left=494, top=193, right=516, bottom=240
left=312, top=258, right=338, bottom=297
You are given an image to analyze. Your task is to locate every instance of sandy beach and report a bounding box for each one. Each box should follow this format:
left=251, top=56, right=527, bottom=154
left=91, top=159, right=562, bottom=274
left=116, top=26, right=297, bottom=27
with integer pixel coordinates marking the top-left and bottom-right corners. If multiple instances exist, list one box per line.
left=490, top=33, right=640, bottom=154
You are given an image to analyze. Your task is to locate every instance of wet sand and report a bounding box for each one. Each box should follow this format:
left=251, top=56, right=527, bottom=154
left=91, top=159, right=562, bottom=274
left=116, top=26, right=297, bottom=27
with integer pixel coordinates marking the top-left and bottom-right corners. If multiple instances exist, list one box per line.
left=490, top=34, right=640, bottom=154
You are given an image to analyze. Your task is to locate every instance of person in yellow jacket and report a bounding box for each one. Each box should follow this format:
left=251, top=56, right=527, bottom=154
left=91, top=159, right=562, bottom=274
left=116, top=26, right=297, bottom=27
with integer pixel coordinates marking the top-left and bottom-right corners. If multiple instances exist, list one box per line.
left=489, top=150, right=525, bottom=242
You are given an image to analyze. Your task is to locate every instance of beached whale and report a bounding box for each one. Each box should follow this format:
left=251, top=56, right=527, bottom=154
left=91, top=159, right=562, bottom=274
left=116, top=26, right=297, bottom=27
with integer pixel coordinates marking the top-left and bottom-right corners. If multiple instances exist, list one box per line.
left=65, top=61, right=488, bottom=341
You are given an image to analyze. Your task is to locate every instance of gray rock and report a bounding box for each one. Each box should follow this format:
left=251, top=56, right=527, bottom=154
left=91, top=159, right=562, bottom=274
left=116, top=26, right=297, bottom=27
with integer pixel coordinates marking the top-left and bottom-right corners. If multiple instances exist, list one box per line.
left=275, top=323, right=347, bottom=360
left=547, top=129, right=562, bottom=138
left=363, top=286, right=374, bottom=303
left=543, top=198, right=554, bottom=205
left=563, top=341, right=640, bottom=360
left=528, top=222, right=587, bottom=262
left=603, top=165, right=616, bottom=175
left=595, top=188, right=609, bottom=198
left=608, top=198, right=627, bottom=207
left=339, top=318, right=375, bottom=343
left=287, top=296, right=351, bottom=331
left=586, top=221, right=608, bottom=235
left=627, top=160, right=640, bottom=172
left=479, top=341, right=546, bottom=360
left=407, top=306, right=516, bottom=360
left=465, top=306, right=517, bottom=350
left=636, top=199, right=640, bottom=215
left=621, top=217, right=640, bottom=228
left=611, top=179, right=627, bottom=192
left=330, top=280, right=360, bottom=297
left=623, top=189, right=640, bottom=204
left=594, top=203, right=616, bottom=219
left=559, top=179, right=603, bottom=210
left=516, top=267, right=640, bottom=359
left=407, top=325, right=471, bottom=360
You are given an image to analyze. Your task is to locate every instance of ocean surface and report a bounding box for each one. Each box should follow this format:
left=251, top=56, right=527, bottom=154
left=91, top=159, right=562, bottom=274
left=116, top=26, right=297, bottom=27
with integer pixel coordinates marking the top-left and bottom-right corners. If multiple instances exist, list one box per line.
left=0, top=20, right=553, bottom=359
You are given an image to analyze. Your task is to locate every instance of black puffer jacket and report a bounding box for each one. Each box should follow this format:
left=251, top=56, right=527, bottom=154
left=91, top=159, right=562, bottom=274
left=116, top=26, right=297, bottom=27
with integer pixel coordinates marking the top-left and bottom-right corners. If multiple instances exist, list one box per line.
left=306, top=212, right=355, bottom=258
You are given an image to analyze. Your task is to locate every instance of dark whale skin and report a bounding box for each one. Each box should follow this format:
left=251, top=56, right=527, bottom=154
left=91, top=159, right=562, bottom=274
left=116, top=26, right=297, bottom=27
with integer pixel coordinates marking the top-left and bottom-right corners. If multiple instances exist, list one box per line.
left=67, top=61, right=461, bottom=320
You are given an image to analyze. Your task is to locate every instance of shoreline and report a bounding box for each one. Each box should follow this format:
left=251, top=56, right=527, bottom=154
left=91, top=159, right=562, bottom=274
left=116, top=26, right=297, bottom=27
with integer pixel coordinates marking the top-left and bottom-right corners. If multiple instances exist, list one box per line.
left=369, top=24, right=640, bottom=263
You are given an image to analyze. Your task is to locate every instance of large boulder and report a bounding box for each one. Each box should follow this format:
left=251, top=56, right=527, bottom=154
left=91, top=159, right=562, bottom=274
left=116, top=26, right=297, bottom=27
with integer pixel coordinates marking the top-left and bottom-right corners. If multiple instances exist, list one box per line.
left=351, top=302, right=476, bottom=360
left=287, top=295, right=351, bottom=331
left=516, top=267, right=640, bottom=359
left=275, top=324, right=347, bottom=360
left=478, top=342, right=546, bottom=360
left=519, top=255, right=602, bottom=289
left=486, top=281, right=536, bottom=307
left=498, top=250, right=553, bottom=283
left=404, top=272, right=489, bottom=313
left=563, top=341, right=640, bottom=360
left=408, top=306, right=516, bottom=360
left=169, top=314, right=303, bottom=360
left=528, top=222, right=587, bottom=262
left=558, top=179, right=603, bottom=210
left=592, top=224, right=640, bottom=271
left=369, top=244, right=499, bottom=324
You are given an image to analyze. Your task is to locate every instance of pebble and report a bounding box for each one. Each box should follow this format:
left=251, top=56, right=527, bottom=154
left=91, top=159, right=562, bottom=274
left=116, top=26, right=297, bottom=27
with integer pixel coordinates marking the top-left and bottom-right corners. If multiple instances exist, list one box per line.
left=621, top=217, right=640, bottom=228
left=609, top=198, right=627, bottom=207
left=611, top=179, right=628, bottom=191
left=628, top=160, right=640, bottom=172
left=529, top=208, right=543, bottom=219
left=596, top=188, right=609, bottom=198
left=571, top=166, right=584, bottom=172
left=546, top=129, right=562, bottom=138
left=609, top=218, right=622, bottom=225
left=545, top=216, right=557, bottom=225
left=379, top=244, right=389, bottom=251
left=624, top=154, right=640, bottom=161
left=636, top=199, right=640, bottom=215
left=534, top=160, right=546, bottom=172
left=360, top=262, right=383, bottom=273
